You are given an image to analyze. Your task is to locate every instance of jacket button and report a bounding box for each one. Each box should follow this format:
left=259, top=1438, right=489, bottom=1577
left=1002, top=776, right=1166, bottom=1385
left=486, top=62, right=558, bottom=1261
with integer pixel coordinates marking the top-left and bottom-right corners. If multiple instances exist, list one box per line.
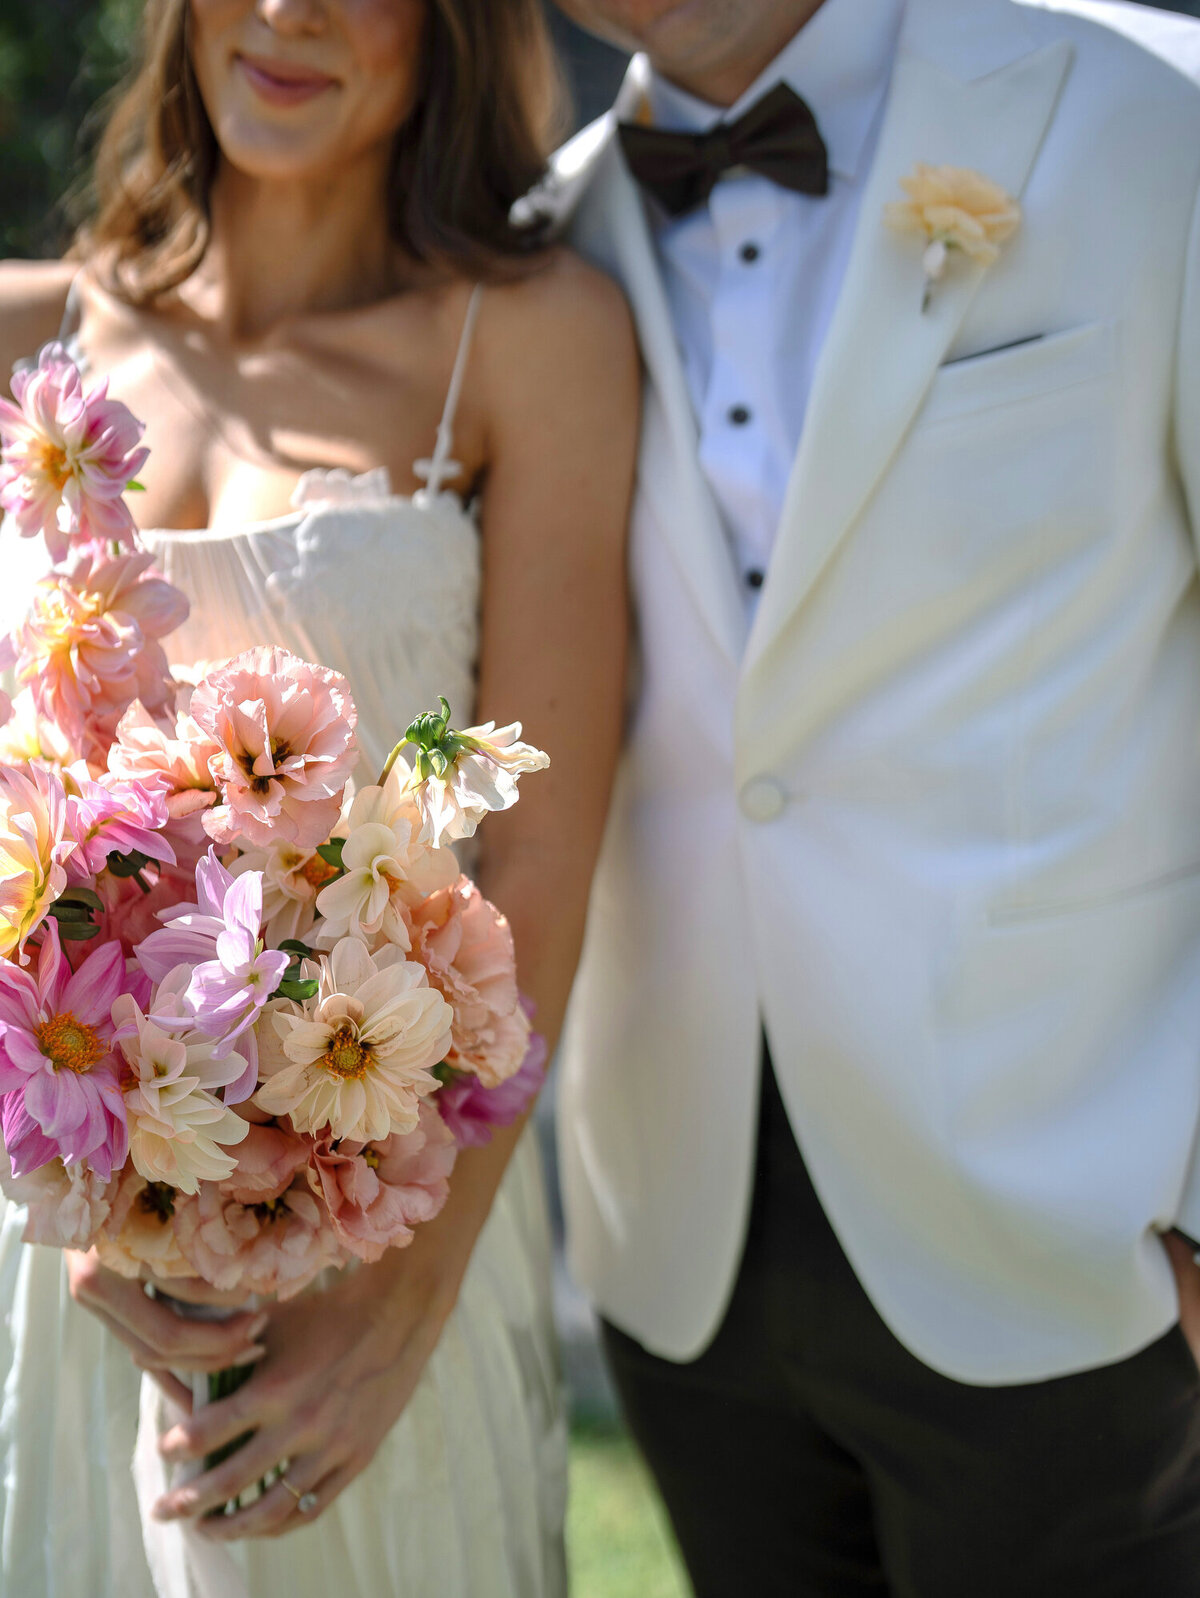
left=739, top=776, right=786, bottom=822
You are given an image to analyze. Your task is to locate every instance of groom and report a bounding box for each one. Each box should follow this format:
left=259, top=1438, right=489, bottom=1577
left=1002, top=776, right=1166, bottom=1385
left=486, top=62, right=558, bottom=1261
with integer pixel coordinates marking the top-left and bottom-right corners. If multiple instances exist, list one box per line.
left=551, top=0, right=1200, bottom=1591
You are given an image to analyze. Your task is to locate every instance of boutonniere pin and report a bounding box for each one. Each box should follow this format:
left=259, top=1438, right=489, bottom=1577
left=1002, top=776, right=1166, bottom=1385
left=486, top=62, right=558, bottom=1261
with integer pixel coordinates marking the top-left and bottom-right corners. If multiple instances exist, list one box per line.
left=884, top=164, right=1021, bottom=312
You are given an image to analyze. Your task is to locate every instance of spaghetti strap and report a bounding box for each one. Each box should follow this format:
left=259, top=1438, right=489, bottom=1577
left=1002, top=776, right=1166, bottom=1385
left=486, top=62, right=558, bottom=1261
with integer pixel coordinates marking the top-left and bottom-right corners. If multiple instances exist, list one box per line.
left=414, top=285, right=484, bottom=500
left=56, top=271, right=87, bottom=351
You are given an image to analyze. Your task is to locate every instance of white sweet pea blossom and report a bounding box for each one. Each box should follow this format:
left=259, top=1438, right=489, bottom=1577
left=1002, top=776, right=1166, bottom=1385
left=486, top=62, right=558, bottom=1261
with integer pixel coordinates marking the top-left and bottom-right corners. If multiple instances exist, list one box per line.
left=390, top=701, right=549, bottom=847
left=314, top=770, right=458, bottom=949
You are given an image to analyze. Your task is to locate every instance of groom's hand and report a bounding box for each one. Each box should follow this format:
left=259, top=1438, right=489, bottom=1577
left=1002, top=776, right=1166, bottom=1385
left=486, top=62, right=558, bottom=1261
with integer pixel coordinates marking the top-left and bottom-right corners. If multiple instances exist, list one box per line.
left=1164, top=1230, right=1200, bottom=1366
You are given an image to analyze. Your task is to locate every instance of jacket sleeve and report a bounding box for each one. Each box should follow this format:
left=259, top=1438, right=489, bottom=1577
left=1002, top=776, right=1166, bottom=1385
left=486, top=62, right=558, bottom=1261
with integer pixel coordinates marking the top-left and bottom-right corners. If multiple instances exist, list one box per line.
left=1170, top=172, right=1200, bottom=1242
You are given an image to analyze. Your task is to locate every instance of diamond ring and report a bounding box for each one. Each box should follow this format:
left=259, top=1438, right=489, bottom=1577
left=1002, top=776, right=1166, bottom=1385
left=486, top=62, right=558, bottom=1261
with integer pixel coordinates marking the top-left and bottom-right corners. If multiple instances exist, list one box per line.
left=279, top=1470, right=318, bottom=1515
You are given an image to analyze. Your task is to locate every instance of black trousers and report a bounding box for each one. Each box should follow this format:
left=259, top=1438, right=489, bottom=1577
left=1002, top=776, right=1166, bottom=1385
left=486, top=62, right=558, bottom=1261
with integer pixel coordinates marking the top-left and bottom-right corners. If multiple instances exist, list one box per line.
left=602, top=1060, right=1200, bottom=1597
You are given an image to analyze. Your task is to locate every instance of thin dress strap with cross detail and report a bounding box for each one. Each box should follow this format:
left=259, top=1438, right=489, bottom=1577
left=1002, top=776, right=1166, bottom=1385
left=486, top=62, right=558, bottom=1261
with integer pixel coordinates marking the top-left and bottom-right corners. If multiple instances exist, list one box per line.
left=414, top=283, right=484, bottom=501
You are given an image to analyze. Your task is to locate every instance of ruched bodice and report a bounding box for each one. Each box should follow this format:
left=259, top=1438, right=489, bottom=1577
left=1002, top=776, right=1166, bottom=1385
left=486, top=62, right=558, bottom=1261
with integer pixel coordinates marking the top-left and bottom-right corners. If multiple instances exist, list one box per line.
left=143, top=488, right=481, bottom=780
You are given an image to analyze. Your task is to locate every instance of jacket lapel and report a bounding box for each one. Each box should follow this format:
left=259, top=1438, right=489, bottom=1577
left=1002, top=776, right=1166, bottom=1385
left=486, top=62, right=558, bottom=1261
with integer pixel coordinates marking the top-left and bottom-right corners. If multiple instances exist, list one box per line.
left=567, top=66, right=748, bottom=667
left=744, top=9, right=1074, bottom=676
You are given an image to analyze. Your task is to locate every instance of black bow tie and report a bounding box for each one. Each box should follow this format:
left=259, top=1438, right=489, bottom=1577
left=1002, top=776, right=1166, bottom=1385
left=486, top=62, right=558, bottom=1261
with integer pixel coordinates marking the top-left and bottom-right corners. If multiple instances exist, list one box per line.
left=618, top=82, right=829, bottom=219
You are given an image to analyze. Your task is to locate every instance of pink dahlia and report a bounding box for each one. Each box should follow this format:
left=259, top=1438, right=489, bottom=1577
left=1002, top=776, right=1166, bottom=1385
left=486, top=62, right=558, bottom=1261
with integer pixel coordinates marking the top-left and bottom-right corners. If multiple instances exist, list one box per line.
left=10, top=551, right=188, bottom=764
left=307, top=1100, right=456, bottom=1262
left=0, top=761, right=75, bottom=962
left=410, top=880, right=530, bottom=1087
left=0, top=922, right=129, bottom=1178
left=189, top=647, right=358, bottom=849
left=0, top=341, right=149, bottom=562
left=173, top=1171, right=343, bottom=1300
left=63, top=765, right=175, bottom=880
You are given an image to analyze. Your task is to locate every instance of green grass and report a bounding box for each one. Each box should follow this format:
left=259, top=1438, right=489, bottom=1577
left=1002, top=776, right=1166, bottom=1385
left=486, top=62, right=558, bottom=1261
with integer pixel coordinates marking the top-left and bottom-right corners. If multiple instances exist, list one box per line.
left=567, top=1421, right=690, bottom=1598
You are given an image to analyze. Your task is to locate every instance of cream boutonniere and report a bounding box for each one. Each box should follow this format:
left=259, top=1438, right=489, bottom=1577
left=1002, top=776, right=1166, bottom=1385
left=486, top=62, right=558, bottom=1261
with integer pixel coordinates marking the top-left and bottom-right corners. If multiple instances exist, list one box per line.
left=884, top=164, right=1021, bottom=311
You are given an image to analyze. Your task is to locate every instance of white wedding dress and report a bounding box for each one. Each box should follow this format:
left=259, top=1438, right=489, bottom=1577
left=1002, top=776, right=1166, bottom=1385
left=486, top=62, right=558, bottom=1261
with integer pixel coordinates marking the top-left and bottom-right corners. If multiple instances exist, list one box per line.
left=0, top=289, right=568, bottom=1598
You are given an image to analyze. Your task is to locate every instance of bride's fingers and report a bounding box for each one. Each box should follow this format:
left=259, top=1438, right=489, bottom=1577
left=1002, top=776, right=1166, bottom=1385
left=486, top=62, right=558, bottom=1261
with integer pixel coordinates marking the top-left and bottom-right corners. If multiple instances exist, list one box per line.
left=153, top=1428, right=303, bottom=1524
left=68, top=1255, right=269, bottom=1370
left=201, top=1457, right=360, bottom=1541
left=134, top=1361, right=196, bottom=1412
left=198, top=1459, right=326, bottom=1541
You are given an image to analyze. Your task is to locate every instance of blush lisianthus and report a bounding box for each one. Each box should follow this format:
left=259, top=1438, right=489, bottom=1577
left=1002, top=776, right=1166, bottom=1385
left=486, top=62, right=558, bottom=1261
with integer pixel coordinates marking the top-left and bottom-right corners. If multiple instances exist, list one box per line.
left=0, top=1148, right=116, bottom=1249
left=219, top=1118, right=311, bottom=1204
left=95, top=1167, right=195, bottom=1281
left=0, top=341, right=148, bottom=561
left=313, top=770, right=458, bottom=949
left=0, top=922, right=129, bottom=1178
left=173, top=1172, right=343, bottom=1300
left=438, top=1025, right=548, bottom=1149
left=396, top=701, right=550, bottom=847
left=107, top=698, right=220, bottom=834
left=410, top=880, right=530, bottom=1087
left=255, top=937, right=451, bottom=1143
left=189, top=646, right=358, bottom=849
left=307, top=1100, right=457, bottom=1262
left=111, top=994, right=252, bottom=1194
left=0, top=761, right=75, bottom=962
left=10, top=552, right=188, bottom=762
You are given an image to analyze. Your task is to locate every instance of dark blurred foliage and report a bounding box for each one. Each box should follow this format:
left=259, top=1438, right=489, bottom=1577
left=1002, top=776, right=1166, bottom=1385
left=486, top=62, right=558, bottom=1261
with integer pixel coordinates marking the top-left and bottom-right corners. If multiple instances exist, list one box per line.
left=0, top=0, right=140, bottom=257
left=1, top=0, right=1197, bottom=261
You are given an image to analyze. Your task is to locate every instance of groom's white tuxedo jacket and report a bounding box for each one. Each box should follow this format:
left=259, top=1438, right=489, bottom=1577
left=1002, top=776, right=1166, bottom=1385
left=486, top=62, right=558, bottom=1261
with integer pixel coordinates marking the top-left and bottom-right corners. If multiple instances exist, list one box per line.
left=557, top=0, right=1200, bottom=1383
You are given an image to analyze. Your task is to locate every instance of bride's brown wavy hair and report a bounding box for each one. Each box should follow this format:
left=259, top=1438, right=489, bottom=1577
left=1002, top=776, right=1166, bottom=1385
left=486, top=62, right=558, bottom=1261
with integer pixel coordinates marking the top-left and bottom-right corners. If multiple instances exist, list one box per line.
left=76, top=0, right=564, bottom=302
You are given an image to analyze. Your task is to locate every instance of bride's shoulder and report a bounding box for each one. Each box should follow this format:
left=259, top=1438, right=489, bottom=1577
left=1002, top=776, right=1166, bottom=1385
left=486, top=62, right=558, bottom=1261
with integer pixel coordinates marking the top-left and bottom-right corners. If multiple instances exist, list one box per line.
left=475, top=247, right=637, bottom=407
left=0, top=259, right=78, bottom=387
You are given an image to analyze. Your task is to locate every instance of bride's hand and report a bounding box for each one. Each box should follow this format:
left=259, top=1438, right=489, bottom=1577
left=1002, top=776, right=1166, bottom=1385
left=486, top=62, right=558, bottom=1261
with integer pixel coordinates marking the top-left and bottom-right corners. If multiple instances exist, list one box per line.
left=65, top=1250, right=270, bottom=1409
left=149, top=1242, right=458, bottom=1538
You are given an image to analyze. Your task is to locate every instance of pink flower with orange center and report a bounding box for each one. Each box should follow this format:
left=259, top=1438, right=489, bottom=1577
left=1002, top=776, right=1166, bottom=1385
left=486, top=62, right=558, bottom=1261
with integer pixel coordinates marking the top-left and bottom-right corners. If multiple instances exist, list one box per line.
left=0, top=921, right=129, bottom=1178
left=0, top=342, right=148, bottom=562
left=189, top=646, right=359, bottom=849
left=10, top=550, right=188, bottom=764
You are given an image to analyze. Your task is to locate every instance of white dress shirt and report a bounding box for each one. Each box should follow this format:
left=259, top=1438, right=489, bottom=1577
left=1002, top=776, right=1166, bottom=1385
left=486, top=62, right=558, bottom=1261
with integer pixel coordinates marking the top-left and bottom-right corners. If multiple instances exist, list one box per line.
left=647, top=0, right=903, bottom=613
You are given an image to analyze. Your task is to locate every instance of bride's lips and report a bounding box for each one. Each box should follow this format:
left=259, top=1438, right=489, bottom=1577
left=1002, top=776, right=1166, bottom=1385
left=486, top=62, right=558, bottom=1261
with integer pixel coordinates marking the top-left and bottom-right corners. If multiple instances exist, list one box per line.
left=236, top=54, right=338, bottom=107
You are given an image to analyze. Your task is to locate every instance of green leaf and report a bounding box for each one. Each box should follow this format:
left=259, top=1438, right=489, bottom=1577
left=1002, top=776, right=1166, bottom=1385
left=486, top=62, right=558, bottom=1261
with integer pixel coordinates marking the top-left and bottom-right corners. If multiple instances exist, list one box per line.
left=57, top=922, right=100, bottom=941
left=48, top=902, right=95, bottom=922
left=315, top=839, right=345, bottom=870
left=278, top=977, right=319, bottom=1002
left=277, top=939, right=314, bottom=959
left=126, top=478, right=146, bottom=492
left=107, top=847, right=152, bottom=878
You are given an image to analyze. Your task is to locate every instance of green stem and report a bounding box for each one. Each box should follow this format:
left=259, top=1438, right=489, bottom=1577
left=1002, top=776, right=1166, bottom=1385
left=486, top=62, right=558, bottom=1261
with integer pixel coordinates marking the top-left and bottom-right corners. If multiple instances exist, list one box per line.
left=376, top=735, right=410, bottom=788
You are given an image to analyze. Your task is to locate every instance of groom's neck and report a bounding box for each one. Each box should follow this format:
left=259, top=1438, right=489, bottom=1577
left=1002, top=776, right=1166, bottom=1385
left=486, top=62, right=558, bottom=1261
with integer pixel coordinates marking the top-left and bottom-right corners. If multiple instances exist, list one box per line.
left=642, top=0, right=827, bottom=109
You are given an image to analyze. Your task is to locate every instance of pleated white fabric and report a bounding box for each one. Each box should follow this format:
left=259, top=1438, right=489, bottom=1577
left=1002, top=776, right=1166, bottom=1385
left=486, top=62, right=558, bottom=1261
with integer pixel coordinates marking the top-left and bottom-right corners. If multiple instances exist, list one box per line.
left=0, top=480, right=568, bottom=1598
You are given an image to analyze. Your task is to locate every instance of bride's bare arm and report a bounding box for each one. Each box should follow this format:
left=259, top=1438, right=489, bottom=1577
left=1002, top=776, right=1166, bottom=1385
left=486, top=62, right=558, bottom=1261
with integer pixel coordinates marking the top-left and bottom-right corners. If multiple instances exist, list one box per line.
left=150, top=252, right=640, bottom=1537
left=0, top=260, right=77, bottom=386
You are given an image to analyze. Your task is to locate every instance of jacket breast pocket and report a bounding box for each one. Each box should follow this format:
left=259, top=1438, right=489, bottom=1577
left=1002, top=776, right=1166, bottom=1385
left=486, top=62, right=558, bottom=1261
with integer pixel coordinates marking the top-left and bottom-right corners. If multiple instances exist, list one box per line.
left=921, top=320, right=1118, bottom=428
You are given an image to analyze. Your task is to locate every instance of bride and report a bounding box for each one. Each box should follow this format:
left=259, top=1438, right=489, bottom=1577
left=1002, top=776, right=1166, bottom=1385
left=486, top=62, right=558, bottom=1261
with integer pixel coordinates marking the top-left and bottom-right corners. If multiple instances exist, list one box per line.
left=0, top=0, right=636, bottom=1592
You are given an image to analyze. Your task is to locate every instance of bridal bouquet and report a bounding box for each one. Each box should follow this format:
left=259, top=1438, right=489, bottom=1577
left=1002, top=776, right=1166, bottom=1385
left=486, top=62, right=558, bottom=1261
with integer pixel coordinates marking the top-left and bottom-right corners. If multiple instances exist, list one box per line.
left=0, top=342, right=549, bottom=1314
